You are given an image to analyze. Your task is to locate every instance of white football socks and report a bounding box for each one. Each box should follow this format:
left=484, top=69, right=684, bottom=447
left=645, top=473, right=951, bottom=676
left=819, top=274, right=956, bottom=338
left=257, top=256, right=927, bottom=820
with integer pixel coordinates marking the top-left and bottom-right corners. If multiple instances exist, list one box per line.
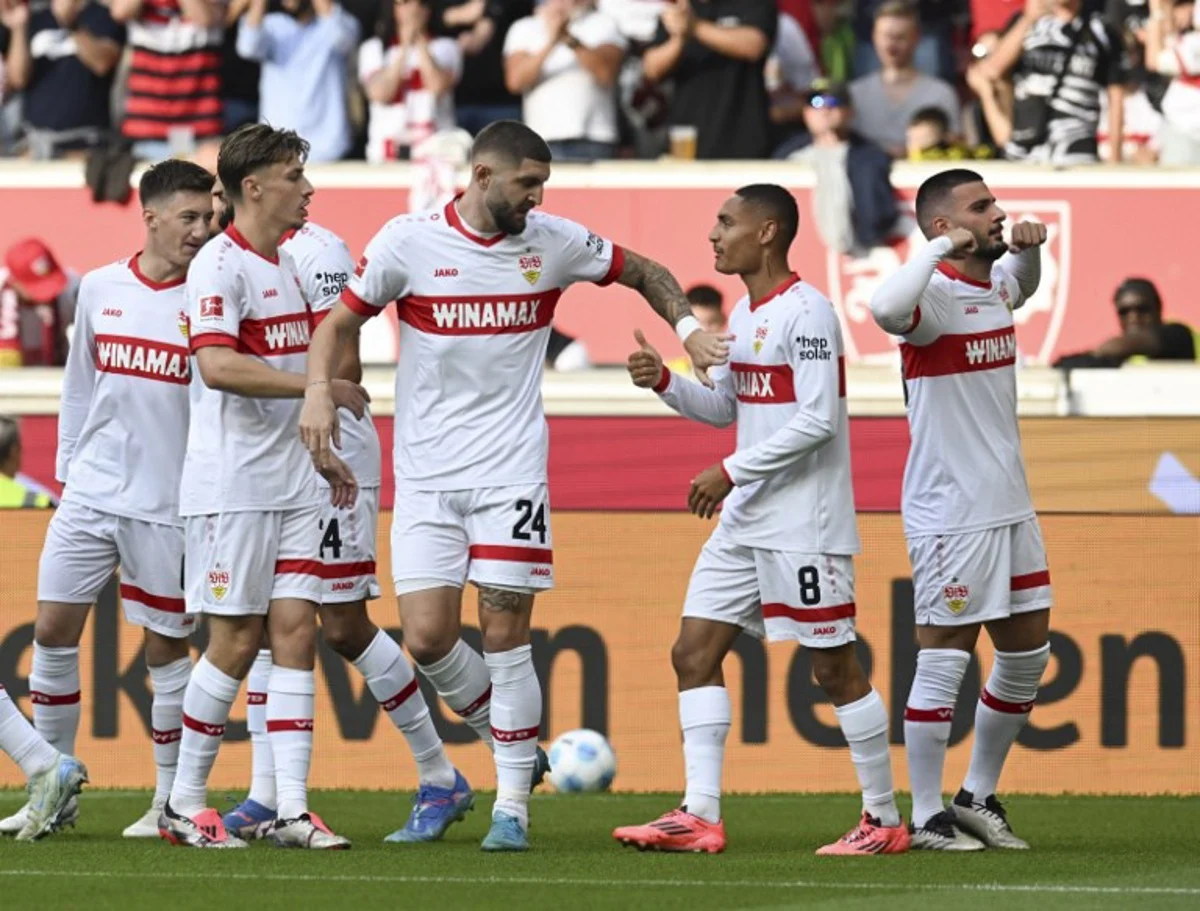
left=835, top=689, right=901, bottom=828
left=904, top=648, right=970, bottom=827
left=245, top=649, right=277, bottom=811
left=170, top=656, right=240, bottom=815
left=418, top=638, right=494, bottom=748
left=485, top=645, right=541, bottom=829
left=30, top=643, right=80, bottom=755
left=147, top=656, right=191, bottom=808
left=680, top=686, right=730, bottom=824
left=0, top=684, right=59, bottom=778
left=267, top=666, right=315, bottom=821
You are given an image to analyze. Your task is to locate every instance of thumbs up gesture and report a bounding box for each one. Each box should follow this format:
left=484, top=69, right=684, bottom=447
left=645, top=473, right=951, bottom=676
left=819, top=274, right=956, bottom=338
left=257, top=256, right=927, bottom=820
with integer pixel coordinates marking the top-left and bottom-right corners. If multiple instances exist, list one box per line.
left=627, top=329, right=666, bottom=389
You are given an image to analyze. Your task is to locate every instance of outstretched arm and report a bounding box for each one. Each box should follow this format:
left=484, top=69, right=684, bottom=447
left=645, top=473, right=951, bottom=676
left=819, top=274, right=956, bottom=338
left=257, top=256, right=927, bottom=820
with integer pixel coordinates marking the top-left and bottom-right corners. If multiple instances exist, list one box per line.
left=616, top=248, right=730, bottom=386
left=628, top=329, right=735, bottom=427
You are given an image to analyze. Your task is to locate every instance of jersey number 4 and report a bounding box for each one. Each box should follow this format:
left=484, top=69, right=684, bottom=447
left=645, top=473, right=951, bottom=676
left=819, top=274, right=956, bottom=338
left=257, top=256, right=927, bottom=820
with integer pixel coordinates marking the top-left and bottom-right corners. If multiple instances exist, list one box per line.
left=320, top=518, right=343, bottom=560
left=512, top=499, right=547, bottom=544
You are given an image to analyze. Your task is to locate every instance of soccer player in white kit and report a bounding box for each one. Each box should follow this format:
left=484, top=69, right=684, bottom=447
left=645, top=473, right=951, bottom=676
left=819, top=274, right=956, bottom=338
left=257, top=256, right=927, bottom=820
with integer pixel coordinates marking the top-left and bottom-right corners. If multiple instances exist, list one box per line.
left=159, top=125, right=363, bottom=850
left=0, top=684, right=86, bottom=841
left=208, top=185, right=470, bottom=845
left=613, top=186, right=909, bottom=856
left=300, top=120, right=730, bottom=852
left=0, top=161, right=214, bottom=841
left=869, top=169, right=1050, bottom=851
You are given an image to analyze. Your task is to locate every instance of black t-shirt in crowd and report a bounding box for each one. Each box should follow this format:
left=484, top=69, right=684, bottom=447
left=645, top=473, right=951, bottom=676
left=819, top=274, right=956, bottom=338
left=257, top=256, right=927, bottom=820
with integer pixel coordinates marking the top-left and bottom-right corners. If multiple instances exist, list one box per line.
left=650, top=0, right=777, bottom=160
left=1006, top=13, right=1124, bottom=159
left=429, top=0, right=532, bottom=109
left=0, top=2, right=125, bottom=133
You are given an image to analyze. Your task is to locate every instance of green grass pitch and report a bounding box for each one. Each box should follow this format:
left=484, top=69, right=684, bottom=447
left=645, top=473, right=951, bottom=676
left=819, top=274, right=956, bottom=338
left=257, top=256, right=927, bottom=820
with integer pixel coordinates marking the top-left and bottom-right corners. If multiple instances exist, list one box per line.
left=1, top=790, right=1197, bottom=910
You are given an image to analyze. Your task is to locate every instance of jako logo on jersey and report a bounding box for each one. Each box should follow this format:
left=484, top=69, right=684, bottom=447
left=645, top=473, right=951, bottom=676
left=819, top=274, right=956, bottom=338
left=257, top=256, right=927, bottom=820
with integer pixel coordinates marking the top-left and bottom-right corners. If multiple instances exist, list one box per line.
left=95, top=336, right=190, bottom=384
left=101, top=308, right=122, bottom=317
left=199, top=295, right=223, bottom=320
left=943, top=583, right=969, bottom=614
left=519, top=255, right=542, bottom=285
left=434, top=268, right=459, bottom=277
left=330, top=581, right=355, bottom=592
left=262, top=288, right=279, bottom=299
left=963, top=305, right=979, bottom=314
left=964, top=331, right=1016, bottom=367
left=812, top=625, right=837, bottom=636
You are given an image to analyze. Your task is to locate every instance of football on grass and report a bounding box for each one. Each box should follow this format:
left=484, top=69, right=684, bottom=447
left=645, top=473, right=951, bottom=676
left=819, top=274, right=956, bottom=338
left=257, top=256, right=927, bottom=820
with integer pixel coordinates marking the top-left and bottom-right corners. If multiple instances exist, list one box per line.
left=547, top=729, right=617, bottom=793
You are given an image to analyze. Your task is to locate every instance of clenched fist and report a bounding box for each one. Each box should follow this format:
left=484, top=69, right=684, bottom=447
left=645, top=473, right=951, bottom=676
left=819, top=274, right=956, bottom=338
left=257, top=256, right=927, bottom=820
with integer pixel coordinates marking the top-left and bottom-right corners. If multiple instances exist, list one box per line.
left=1008, top=221, right=1047, bottom=253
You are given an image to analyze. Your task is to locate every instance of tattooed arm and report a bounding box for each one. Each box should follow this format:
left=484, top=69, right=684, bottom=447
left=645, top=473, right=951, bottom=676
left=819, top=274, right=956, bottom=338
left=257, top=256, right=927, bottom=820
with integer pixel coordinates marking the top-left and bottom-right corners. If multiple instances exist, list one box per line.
left=616, top=249, right=731, bottom=387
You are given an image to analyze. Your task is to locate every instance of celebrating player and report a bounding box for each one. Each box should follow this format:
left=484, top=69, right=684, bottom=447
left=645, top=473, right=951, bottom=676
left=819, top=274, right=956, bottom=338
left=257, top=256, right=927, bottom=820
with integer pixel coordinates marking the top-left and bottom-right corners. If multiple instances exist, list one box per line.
left=0, top=684, right=87, bottom=841
left=299, top=120, right=729, bottom=852
left=612, top=185, right=909, bottom=856
left=209, top=181, right=472, bottom=845
left=159, top=125, right=362, bottom=850
left=869, top=169, right=1049, bottom=851
left=0, top=161, right=214, bottom=841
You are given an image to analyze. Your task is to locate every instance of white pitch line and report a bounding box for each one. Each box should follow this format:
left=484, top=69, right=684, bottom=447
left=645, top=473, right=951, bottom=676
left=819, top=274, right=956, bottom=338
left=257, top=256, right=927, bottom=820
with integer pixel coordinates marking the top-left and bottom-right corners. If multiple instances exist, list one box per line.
left=0, top=870, right=1196, bottom=896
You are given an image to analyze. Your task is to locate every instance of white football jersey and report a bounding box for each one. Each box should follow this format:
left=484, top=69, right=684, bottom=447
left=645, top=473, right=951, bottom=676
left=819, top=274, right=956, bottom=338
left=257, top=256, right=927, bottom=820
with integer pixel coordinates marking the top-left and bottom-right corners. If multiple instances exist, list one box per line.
left=657, top=276, right=860, bottom=554
left=57, top=256, right=192, bottom=525
left=282, top=222, right=382, bottom=488
left=874, top=241, right=1038, bottom=537
left=180, top=225, right=319, bottom=516
left=342, top=198, right=623, bottom=490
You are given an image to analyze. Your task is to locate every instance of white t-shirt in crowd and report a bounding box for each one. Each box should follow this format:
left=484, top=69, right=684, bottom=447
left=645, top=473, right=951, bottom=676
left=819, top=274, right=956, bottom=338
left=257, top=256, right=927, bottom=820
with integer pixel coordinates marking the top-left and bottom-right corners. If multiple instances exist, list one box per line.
left=358, top=35, right=462, bottom=163
left=503, top=10, right=626, bottom=144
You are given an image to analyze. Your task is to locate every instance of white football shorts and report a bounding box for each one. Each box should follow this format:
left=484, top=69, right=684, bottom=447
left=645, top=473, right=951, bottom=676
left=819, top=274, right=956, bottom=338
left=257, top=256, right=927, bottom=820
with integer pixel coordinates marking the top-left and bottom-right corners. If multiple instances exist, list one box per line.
left=908, top=517, right=1053, bottom=627
left=683, top=528, right=857, bottom=648
left=37, top=499, right=193, bottom=638
left=184, top=503, right=324, bottom=616
left=391, top=482, right=554, bottom=596
left=319, top=486, right=382, bottom=604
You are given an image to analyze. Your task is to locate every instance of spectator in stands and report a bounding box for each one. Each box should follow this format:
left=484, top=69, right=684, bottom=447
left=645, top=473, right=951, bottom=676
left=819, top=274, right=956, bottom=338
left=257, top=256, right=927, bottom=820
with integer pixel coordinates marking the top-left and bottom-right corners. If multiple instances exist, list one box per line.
left=0, top=0, right=124, bottom=160
left=667, top=283, right=725, bottom=375
left=790, top=80, right=898, bottom=254
left=597, top=0, right=664, bottom=43
left=1145, top=0, right=1200, bottom=164
left=545, top=326, right=591, bottom=370
left=982, top=0, right=1126, bottom=165
left=854, top=0, right=958, bottom=82
left=429, top=0, right=531, bottom=134
left=237, top=0, right=359, bottom=163
left=766, top=4, right=821, bottom=150
left=0, top=238, right=78, bottom=368
left=811, top=0, right=855, bottom=82
left=1098, top=67, right=1164, bottom=163
left=643, top=0, right=777, bottom=159
left=111, top=0, right=225, bottom=161
left=1053, top=278, right=1200, bottom=367
left=503, top=0, right=625, bottom=161
left=0, top=416, right=53, bottom=508
left=907, top=105, right=995, bottom=159
left=849, top=1, right=959, bottom=159
left=963, top=28, right=1013, bottom=151
left=359, top=0, right=462, bottom=163
left=222, top=0, right=261, bottom=134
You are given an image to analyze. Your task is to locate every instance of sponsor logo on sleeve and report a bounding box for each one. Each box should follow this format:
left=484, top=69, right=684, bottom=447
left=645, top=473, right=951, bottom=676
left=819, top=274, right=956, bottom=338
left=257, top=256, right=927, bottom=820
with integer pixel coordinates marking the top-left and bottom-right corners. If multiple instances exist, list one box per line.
left=199, top=295, right=224, bottom=321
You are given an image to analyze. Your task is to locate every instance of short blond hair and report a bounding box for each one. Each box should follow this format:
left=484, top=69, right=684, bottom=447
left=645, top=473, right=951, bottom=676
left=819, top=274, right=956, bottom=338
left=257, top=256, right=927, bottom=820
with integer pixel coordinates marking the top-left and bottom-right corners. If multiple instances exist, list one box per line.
left=875, top=0, right=918, bottom=24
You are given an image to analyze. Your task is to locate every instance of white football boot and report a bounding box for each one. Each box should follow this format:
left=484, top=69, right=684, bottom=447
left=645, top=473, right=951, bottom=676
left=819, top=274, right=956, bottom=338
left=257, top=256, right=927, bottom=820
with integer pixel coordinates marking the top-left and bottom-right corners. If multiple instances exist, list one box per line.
left=909, top=809, right=987, bottom=851
left=951, top=789, right=1030, bottom=849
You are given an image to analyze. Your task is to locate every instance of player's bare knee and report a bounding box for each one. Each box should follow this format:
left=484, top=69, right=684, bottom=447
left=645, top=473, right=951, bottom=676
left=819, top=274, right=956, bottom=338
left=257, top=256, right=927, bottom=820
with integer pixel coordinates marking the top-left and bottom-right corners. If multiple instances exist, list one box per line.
left=34, top=601, right=90, bottom=648
left=810, top=645, right=866, bottom=704
left=671, top=639, right=721, bottom=689
left=478, top=586, right=533, bottom=653
left=206, top=617, right=264, bottom=678
left=318, top=603, right=377, bottom=660
left=143, top=629, right=190, bottom=667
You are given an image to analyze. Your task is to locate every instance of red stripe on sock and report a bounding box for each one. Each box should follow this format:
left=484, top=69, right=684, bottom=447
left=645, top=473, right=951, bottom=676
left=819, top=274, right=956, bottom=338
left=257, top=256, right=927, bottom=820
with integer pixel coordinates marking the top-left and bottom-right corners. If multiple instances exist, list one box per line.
left=457, top=685, right=492, bottom=718
left=981, top=688, right=1034, bottom=715
left=380, top=678, right=419, bottom=713
left=30, top=690, right=81, bottom=706
left=490, top=725, right=539, bottom=743
left=266, top=718, right=314, bottom=732
left=152, top=727, right=182, bottom=744
left=1010, top=570, right=1051, bottom=591
left=246, top=692, right=267, bottom=705
left=181, top=713, right=225, bottom=737
left=904, top=706, right=955, bottom=723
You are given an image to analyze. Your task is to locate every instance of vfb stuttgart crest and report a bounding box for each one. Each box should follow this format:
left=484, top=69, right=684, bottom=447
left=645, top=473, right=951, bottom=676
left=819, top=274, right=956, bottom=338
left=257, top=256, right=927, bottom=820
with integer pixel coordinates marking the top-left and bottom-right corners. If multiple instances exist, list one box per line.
left=753, top=323, right=769, bottom=354
left=208, top=565, right=230, bottom=602
left=827, top=199, right=1071, bottom=365
left=943, top=582, right=970, bottom=615
left=519, top=254, right=542, bottom=286
left=178, top=309, right=189, bottom=340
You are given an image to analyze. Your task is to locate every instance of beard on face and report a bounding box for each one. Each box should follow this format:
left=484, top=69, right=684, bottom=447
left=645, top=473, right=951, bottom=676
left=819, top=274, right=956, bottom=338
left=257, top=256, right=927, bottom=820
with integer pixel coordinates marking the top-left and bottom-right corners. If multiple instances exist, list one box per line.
left=975, top=232, right=1008, bottom=262
left=487, top=196, right=529, bottom=235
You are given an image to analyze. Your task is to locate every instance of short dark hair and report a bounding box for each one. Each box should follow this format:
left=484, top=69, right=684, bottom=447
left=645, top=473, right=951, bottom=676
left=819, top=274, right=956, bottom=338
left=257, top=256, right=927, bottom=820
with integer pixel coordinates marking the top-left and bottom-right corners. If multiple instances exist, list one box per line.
left=735, top=184, right=800, bottom=251
left=914, top=168, right=984, bottom=238
left=138, top=159, right=215, bottom=207
left=470, top=120, right=552, bottom=166
left=1114, top=277, right=1162, bottom=311
left=217, top=124, right=309, bottom=202
left=909, top=106, right=950, bottom=132
left=0, top=415, right=18, bottom=465
left=686, top=284, right=724, bottom=311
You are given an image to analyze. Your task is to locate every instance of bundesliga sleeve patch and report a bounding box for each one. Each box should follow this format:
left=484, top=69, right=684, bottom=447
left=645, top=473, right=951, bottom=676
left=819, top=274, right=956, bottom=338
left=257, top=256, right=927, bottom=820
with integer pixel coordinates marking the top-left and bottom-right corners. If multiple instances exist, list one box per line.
left=199, top=296, right=224, bottom=320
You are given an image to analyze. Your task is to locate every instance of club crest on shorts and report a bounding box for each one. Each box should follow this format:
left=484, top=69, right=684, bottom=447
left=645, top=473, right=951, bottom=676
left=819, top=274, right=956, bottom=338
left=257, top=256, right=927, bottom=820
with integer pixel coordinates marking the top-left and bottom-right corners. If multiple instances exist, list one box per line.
left=519, top=254, right=542, bottom=286
left=753, top=322, right=769, bottom=354
left=943, top=581, right=970, bottom=614
left=208, top=564, right=230, bottom=602
left=178, top=309, right=189, bottom=340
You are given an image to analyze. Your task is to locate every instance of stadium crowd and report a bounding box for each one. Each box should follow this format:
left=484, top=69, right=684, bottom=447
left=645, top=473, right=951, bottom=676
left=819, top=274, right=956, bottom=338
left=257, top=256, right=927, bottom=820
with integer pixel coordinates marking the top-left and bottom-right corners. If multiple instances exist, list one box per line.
left=0, top=0, right=1197, bottom=166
